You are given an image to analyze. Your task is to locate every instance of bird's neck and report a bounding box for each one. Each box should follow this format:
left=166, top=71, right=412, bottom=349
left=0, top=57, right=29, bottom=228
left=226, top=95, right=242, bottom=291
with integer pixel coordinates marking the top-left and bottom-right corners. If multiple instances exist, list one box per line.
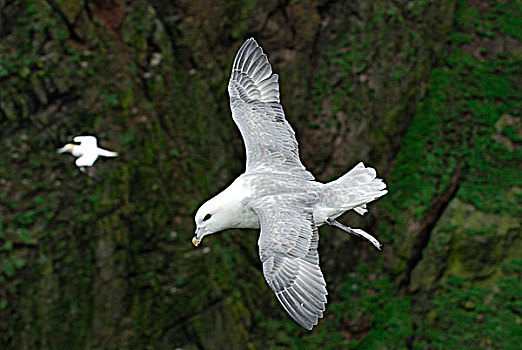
left=216, top=178, right=259, bottom=229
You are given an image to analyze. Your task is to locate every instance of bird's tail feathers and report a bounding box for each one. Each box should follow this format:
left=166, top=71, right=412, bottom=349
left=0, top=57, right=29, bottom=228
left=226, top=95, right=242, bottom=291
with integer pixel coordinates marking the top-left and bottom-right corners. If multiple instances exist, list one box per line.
left=326, top=162, right=387, bottom=212
left=98, top=149, right=118, bottom=157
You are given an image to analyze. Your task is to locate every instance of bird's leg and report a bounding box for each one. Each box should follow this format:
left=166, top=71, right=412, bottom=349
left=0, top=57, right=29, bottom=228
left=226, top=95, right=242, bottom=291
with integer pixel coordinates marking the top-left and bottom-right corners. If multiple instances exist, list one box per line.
left=326, top=218, right=382, bottom=251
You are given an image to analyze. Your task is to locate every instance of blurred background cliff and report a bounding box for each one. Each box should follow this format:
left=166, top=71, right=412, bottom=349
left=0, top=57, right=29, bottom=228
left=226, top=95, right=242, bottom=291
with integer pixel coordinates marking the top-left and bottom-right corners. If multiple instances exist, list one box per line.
left=0, top=0, right=520, bottom=349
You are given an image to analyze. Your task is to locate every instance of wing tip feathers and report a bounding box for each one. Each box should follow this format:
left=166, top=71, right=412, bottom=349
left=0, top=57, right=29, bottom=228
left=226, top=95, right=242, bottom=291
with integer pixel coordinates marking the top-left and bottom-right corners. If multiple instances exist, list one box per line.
left=230, top=38, right=280, bottom=104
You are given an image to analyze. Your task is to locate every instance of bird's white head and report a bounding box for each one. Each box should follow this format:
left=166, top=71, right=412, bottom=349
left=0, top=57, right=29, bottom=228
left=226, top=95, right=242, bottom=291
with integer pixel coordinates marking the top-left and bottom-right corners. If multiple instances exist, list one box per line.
left=192, top=195, right=239, bottom=247
left=57, top=143, right=74, bottom=154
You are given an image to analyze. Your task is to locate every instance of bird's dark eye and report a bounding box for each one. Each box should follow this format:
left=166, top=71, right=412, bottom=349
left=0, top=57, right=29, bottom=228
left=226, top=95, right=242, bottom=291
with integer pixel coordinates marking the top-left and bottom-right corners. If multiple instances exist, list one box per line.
left=203, top=214, right=212, bottom=221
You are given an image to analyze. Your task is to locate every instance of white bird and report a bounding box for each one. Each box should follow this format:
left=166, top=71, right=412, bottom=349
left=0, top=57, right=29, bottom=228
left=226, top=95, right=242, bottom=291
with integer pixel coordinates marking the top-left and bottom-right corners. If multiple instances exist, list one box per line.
left=58, top=135, right=118, bottom=173
left=193, top=38, right=387, bottom=330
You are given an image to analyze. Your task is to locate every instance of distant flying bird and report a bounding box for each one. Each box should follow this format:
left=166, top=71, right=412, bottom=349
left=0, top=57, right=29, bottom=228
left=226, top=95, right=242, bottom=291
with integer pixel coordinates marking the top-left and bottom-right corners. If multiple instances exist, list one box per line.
left=193, top=38, right=387, bottom=330
left=58, top=135, right=118, bottom=177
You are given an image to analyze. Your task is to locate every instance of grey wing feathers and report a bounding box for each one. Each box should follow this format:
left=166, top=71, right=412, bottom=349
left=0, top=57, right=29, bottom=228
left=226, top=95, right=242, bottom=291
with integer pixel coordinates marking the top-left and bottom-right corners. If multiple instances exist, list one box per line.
left=230, top=38, right=280, bottom=103
left=254, top=198, right=327, bottom=330
left=228, top=38, right=313, bottom=180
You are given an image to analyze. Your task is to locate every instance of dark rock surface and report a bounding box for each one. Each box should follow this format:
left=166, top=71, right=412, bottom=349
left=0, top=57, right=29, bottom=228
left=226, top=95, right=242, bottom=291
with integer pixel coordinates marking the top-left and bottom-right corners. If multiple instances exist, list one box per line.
left=1, top=0, right=520, bottom=348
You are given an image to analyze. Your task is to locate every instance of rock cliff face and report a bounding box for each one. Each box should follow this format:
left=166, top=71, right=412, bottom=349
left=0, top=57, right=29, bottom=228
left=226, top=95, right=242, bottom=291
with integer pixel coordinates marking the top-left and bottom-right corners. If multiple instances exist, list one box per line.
left=1, top=1, right=520, bottom=349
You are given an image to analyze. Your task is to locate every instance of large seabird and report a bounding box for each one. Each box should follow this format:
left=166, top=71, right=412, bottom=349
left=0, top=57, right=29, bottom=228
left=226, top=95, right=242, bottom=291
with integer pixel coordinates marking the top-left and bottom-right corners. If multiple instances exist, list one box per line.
left=193, top=38, right=387, bottom=330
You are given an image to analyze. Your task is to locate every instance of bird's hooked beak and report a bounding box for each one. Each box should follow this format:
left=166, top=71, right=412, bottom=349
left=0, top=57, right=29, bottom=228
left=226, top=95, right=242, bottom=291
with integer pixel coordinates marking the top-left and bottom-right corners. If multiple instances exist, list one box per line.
left=192, top=226, right=206, bottom=247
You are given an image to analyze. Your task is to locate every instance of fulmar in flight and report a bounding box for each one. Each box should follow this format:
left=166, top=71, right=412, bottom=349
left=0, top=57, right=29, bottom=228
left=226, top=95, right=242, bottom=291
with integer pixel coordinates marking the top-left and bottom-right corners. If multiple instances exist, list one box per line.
left=193, top=38, right=387, bottom=330
left=58, top=135, right=118, bottom=179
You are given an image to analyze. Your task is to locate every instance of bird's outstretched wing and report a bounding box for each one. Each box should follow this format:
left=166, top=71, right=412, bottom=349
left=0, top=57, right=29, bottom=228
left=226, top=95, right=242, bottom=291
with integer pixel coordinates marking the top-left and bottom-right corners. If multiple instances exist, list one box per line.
left=252, top=195, right=327, bottom=330
left=74, top=136, right=97, bottom=147
left=228, top=38, right=313, bottom=180
left=75, top=153, right=98, bottom=167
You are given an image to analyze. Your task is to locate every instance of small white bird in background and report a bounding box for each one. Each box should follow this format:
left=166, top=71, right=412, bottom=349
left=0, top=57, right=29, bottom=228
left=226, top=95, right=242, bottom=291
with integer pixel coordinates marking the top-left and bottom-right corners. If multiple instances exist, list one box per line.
left=58, top=135, right=118, bottom=177
left=193, top=38, right=387, bottom=330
